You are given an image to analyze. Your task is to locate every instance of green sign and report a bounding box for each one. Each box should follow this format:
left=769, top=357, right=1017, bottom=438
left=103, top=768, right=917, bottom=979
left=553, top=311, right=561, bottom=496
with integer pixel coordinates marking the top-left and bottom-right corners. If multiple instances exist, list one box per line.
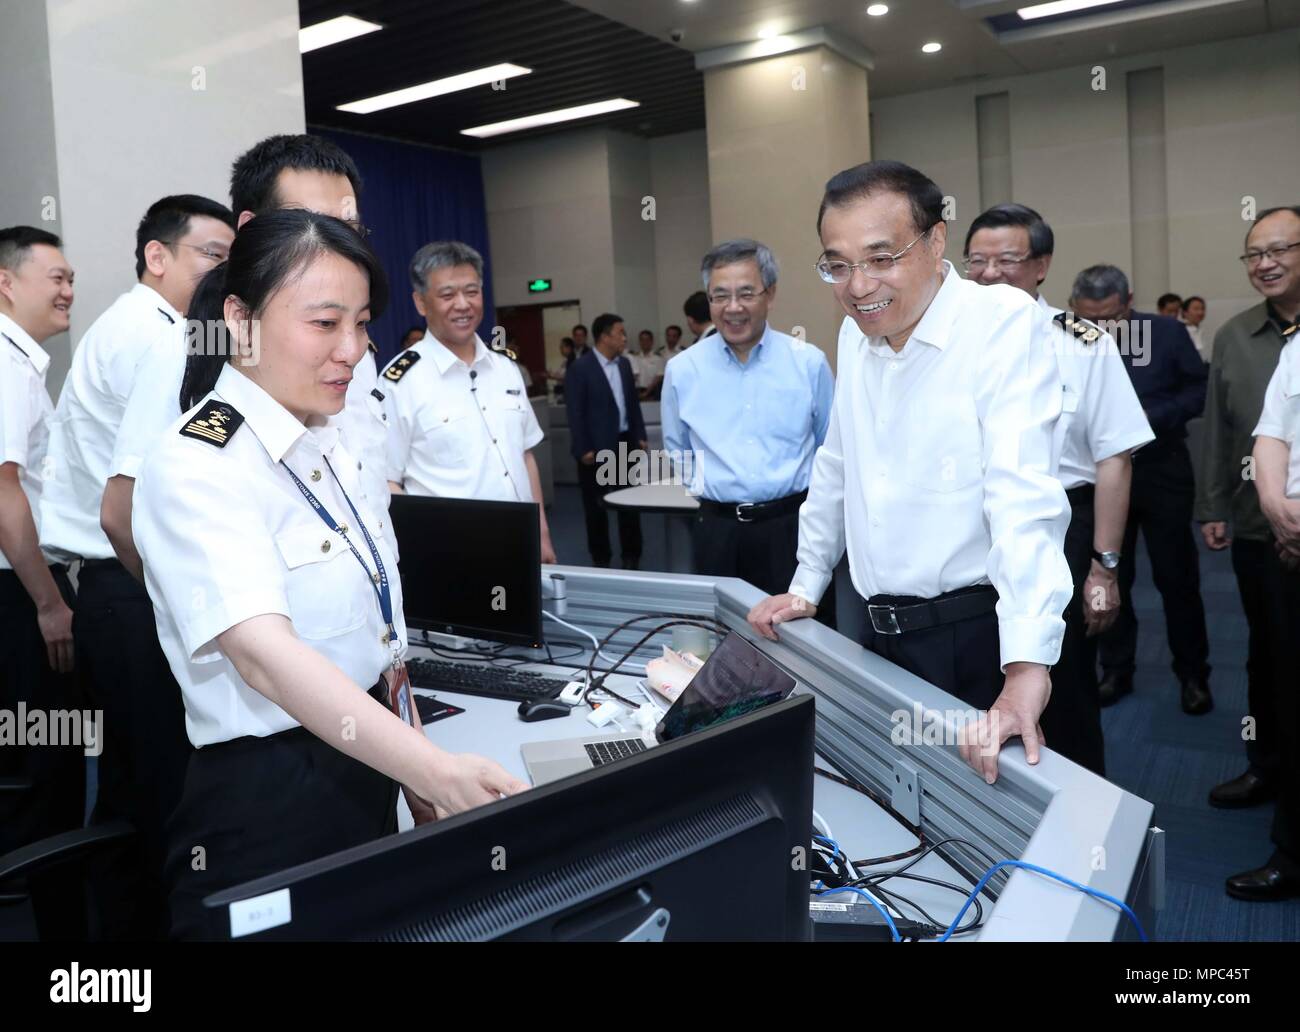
left=527, top=278, right=553, bottom=294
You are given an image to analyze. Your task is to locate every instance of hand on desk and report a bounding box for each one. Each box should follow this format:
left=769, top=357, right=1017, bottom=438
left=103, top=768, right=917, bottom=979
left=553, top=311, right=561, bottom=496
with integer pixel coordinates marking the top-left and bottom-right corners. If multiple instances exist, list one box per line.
left=746, top=592, right=818, bottom=640
left=958, top=663, right=1049, bottom=784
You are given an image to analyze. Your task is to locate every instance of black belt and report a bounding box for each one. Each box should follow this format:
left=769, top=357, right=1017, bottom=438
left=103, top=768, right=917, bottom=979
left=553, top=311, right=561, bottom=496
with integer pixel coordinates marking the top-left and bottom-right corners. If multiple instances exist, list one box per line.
left=79, top=557, right=124, bottom=569
left=865, top=584, right=998, bottom=636
left=697, top=490, right=807, bottom=523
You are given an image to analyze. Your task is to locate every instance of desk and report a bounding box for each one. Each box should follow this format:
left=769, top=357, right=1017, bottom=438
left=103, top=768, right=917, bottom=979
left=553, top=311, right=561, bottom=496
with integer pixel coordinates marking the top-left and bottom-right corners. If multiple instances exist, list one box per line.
left=603, top=482, right=698, bottom=573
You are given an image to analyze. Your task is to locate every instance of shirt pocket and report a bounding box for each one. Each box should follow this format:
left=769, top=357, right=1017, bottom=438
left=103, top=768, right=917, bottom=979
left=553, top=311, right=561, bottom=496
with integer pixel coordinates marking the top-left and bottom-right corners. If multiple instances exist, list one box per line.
left=417, top=405, right=474, bottom=465
left=763, top=383, right=814, bottom=445
left=901, top=396, right=983, bottom=494
left=273, top=524, right=370, bottom=640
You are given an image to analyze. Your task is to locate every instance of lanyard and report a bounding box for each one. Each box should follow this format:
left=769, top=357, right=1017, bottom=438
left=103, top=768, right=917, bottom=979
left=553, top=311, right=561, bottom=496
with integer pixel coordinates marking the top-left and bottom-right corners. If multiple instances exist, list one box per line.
left=280, top=455, right=399, bottom=656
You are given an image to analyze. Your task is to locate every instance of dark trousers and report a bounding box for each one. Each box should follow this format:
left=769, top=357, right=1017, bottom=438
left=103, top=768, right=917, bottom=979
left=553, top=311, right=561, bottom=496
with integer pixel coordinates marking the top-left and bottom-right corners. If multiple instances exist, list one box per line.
left=75, top=559, right=192, bottom=939
left=0, top=566, right=87, bottom=938
left=691, top=504, right=836, bottom=630
left=1262, top=548, right=1300, bottom=864
left=1042, top=487, right=1106, bottom=775
left=858, top=588, right=1003, bottom=711
left=1098, top=441, right=1211, bottom=682
left=1231, top=538, right=1281, bottom=778
left=577, top=431, right=642, bottom=566
left=164, top=725, right=398, bottom=940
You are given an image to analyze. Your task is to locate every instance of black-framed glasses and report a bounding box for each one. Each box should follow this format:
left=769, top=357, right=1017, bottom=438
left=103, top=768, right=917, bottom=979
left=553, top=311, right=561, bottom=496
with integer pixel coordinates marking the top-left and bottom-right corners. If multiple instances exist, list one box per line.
left=707, top=287, right=769, bottom=305
left=962, top=252, right=1034, bottom=274
left=1240, top=241, right=1300, bottom=267
left=815, top=227, right=931, bottom=283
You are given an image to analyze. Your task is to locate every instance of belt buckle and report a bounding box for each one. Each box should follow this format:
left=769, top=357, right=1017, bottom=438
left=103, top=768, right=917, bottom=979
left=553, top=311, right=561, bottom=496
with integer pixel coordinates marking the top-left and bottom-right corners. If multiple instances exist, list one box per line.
left=868, top=603, right=902, bottom=635
left=735, top=502, right=756, bottom=523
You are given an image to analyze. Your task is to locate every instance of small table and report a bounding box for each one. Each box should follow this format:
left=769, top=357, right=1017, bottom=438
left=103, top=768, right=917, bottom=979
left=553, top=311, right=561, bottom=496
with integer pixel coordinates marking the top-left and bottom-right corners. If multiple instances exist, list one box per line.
left=603, top=483, right=699, bottom=572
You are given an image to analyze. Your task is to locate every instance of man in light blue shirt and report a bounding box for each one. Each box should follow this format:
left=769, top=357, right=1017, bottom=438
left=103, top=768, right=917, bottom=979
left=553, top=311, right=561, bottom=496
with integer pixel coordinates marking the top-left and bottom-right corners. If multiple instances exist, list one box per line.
left=662, top=238, right=837, bottom=626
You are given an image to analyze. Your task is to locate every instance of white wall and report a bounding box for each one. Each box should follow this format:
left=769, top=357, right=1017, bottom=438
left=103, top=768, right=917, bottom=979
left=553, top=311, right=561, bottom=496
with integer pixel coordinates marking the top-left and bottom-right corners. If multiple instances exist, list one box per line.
left=649, top=129, right=714, bottom=341
left=871, top=29, right=1300, bottom=351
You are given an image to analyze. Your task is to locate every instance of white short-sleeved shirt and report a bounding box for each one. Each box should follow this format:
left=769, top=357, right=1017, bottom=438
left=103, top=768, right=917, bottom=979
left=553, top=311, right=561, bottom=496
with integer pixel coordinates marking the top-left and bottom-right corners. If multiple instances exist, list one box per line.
left=382, top=332, right=544, bottom=501
left=41, top=284, right=182, bottom=560
left=627, top=348, right=665, bottom=390
left=0, top=313, right=55, bottom=569
left=1037, top=296, right=1154, bottom=490
left=789, top=263, right=1074, bottom=669
left=1254, top=339, right=1300, bottom=498
left=132, top=364, right=406, bottom=748
left=326, top=345, right=396, bottom=550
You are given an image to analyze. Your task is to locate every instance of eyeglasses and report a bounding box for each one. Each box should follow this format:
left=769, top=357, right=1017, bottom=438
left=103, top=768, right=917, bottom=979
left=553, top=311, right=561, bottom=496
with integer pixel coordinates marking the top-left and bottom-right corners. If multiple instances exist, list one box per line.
left=707, top=287, right=769, bottom=306
left=1240, top=241, right=1300, bottom=267
left=962, top=252, right=1034, bottom=273
left=167, top=241, right=229, bottom=263
left=815, top=227, right=932, bottom=283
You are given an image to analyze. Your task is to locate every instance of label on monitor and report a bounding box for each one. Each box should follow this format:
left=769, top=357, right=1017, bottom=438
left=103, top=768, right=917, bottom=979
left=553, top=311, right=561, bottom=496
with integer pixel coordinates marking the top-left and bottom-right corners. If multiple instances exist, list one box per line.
left=229, top=888, right=292, bottom=938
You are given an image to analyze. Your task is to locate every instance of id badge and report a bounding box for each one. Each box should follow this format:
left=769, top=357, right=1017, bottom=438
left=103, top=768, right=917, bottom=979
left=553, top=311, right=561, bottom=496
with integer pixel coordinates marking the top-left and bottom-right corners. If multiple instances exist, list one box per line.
left=384, top=657, right=420, bottom=730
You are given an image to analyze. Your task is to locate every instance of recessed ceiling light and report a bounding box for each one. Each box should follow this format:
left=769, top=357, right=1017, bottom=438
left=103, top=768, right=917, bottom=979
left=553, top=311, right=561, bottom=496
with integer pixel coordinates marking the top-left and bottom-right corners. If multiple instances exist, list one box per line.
left=867, top=4, right=889, bottom=15
left=1017, top=0, right=1126, bottom=20
left=921, top=41, right=942, bottom=53
left=337, top=63, right=532, bottom=114
left=299, top=15, right=382, bottom=54
left=461, top=98, right=641, bottom=139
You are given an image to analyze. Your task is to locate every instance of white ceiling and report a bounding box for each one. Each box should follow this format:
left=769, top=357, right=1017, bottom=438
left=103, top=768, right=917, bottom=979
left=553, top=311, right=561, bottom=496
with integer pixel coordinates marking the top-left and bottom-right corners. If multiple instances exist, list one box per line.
left=570, top=0, right=1300, bottom=97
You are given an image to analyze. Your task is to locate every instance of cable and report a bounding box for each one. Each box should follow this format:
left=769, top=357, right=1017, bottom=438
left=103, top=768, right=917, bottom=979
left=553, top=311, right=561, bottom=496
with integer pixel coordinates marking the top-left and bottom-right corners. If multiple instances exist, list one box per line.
left=812, top=886, right=902, bottom=942
left=582, top=613, right=731, bottom=709
left=542, top=610, right=624, bottom=671
left=937, top=859, right=1148, bottom=942
left=815, top=766, right=926, bottom=864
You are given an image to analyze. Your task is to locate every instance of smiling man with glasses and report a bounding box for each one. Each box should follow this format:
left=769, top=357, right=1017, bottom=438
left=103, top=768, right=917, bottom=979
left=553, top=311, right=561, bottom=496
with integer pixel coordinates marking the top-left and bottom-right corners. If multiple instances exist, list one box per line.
left=662, top=238, right=836, bottom=627
left=748, top=160, right=1073, bottom=785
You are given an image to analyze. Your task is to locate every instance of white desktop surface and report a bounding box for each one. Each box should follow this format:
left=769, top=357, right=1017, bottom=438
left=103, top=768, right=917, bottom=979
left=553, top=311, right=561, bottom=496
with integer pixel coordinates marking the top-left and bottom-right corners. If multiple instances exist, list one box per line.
left=403, top=643, right=984, bottom=938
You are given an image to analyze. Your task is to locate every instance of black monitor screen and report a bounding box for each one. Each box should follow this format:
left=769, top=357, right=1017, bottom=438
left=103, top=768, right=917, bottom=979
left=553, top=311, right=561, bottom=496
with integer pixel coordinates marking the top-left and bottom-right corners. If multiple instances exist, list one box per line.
left=656, top=632, right=797, bottom=743
left=389, top=494, right=542, bottom=647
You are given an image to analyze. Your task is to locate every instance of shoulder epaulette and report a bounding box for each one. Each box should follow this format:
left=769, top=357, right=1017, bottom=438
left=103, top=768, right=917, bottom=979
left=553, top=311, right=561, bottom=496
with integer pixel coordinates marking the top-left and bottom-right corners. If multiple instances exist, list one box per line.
left=179, top=402, right=244, bottom=447
left=382, top=350, right=421, bottom=383
left=491, top=340, right=518, bottom=361
left=1054, top=311, right=1102, bottom=345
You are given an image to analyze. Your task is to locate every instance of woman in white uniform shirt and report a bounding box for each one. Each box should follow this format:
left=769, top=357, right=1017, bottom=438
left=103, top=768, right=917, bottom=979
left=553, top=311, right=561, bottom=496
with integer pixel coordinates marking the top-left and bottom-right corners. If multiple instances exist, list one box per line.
left=132, top=210, right=526, bottom=938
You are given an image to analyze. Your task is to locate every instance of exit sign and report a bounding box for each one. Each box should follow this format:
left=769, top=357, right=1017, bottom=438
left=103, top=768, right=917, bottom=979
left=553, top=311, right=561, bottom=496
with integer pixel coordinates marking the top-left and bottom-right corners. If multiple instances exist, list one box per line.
left=527, top=278, right=553, bottom=294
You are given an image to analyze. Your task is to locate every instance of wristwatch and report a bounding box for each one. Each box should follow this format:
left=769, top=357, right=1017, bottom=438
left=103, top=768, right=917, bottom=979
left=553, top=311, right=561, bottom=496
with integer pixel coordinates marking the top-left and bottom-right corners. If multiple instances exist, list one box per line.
left=1091, top=549, right=1121, bottom=570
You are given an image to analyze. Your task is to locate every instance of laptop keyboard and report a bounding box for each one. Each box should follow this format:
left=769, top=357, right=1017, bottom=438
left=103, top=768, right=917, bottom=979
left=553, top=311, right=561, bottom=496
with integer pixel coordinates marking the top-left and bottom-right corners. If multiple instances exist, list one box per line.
left=584, top=738, right=648, bottom=767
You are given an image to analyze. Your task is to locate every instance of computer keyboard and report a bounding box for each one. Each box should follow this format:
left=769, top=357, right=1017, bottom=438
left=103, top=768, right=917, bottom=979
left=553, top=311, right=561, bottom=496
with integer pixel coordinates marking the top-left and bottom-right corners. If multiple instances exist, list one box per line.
left=406, top=657, right=569, bottom=703
left=584, top=738, right=647, bottom=767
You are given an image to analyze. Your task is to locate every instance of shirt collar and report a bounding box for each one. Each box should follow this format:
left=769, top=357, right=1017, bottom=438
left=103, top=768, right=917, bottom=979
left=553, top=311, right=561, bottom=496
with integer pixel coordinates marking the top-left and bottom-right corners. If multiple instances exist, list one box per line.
left=1036, top=293, right=1061, bottom=317
left=861, top=260, right=959, bottom=357
left=130, top=282, right=182, bottom=325
left=212, top=364, right=320, bottom=463
left=0, top=312, right=51, bottom=375
left=595, top=348, right=621, bottom=369
left=1263, top=301, right=1300, bottom=339
left=425, top=331, right=489, bottom=375
left=714, top=322, right=770, bottom=366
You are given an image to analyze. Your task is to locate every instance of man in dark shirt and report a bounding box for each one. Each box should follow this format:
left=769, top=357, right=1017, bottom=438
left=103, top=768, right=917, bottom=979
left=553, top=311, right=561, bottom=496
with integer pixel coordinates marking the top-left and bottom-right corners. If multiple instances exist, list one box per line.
left=1196, top=206, right=1300, bottom=812
left=1070, top=265, right=1212, bottom=715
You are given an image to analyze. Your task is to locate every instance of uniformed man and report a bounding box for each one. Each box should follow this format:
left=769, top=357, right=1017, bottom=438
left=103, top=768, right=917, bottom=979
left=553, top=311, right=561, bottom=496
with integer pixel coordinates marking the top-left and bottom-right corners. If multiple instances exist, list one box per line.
left=964, top=204, right=1154, bottom=775
left=40, top=195, right=235, bottom=936
left=628, top=328, right=665, bottom=399
left=1197, top=206, right=1300, bottom=809
left=102, top=134, right=395, bottom=565
left=383, top=240, right=556, bottom=564
left=1229, top=330, right=1300, bottom=900
left=662, top=238, right=836, bottom=628
left=1070, top=265, right=1213, bottom=715
left=659, top=324, right=684, bottom=361
left=748, top=160, right=1074, bottom=784
left=0, top=226, right=84, bottom=936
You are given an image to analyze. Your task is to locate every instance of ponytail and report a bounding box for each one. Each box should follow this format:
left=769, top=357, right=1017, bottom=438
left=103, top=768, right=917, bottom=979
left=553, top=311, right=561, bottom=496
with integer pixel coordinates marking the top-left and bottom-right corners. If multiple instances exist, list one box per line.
left=180, top=261, right=231, bottom=411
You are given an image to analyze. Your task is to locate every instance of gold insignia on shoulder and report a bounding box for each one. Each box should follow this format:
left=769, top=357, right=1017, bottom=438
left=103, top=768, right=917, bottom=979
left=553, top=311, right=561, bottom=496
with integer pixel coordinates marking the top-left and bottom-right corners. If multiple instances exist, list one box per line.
left=382, top=350, right=421, bottom=383
left=490, top=340, right=518, bottom=361
left=1055, top=312, right=1102, bottom=346
left=179, top=402, right=244, bottom=447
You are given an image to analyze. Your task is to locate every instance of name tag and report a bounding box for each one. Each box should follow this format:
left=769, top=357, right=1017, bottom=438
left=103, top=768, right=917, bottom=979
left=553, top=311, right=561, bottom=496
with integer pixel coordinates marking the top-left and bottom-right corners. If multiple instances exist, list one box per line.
left=506, top=388, right=521, bottom=395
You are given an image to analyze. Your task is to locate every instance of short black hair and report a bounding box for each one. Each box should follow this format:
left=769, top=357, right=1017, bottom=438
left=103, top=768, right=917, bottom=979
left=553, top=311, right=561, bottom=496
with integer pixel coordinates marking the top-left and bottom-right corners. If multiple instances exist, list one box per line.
left=0, top=226, right=62, bottom=271
left=639, top=329, right=653, bottom=339
left=1183, top=295, right=1205, bottom=310
left=683, top=290, right=709, bottom=324
left=964, top=203, right=1054, bottom=257
left=591, top=313, right=623, bottom=342
left=666, top=323, right=682, bottom=335
left=135, top=194, right=235, bottom=279
left=1156, top=292, right=1182, bottom=309
left=572, top=323, right=588, bottom=336
left=818, top=160, right=945, bottom=237
left=229, top=134, right=363, bottom=218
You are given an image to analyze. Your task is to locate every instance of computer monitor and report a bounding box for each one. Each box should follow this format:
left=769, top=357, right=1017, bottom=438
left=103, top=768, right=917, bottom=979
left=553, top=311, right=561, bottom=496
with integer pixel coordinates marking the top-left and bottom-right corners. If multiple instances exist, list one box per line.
left=203, top=694, right=815, bottom=941
left=389, top=494, right=542, bottom=648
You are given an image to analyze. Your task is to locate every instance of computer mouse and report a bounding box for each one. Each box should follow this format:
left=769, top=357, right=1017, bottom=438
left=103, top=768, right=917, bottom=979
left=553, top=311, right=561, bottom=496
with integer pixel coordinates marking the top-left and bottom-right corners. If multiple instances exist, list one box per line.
left=517, top=698, right=571, bottom=722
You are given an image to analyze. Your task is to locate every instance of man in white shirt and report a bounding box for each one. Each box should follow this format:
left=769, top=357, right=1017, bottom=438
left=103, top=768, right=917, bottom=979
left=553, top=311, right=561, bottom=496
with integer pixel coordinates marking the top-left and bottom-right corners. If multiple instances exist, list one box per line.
left=683, top=291, right=715, bottom=345
left=1181, top=296, right=1208, bottom=361
left=627, top=329, right=665, bottom=398
left=964, top=203, right=1154, bottom=775
left=0, top=226, right=84, bottom=935
left=41, top=196, right=234, bottom=936
left=748, top=161, right=1073, bottom=784
left=383, top=241, right=556, bottom=563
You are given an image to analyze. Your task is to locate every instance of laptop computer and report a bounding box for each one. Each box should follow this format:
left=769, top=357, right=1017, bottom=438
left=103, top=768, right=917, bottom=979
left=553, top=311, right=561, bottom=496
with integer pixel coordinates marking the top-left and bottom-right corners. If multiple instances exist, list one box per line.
left=521, top=631, right=797, bottom=785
